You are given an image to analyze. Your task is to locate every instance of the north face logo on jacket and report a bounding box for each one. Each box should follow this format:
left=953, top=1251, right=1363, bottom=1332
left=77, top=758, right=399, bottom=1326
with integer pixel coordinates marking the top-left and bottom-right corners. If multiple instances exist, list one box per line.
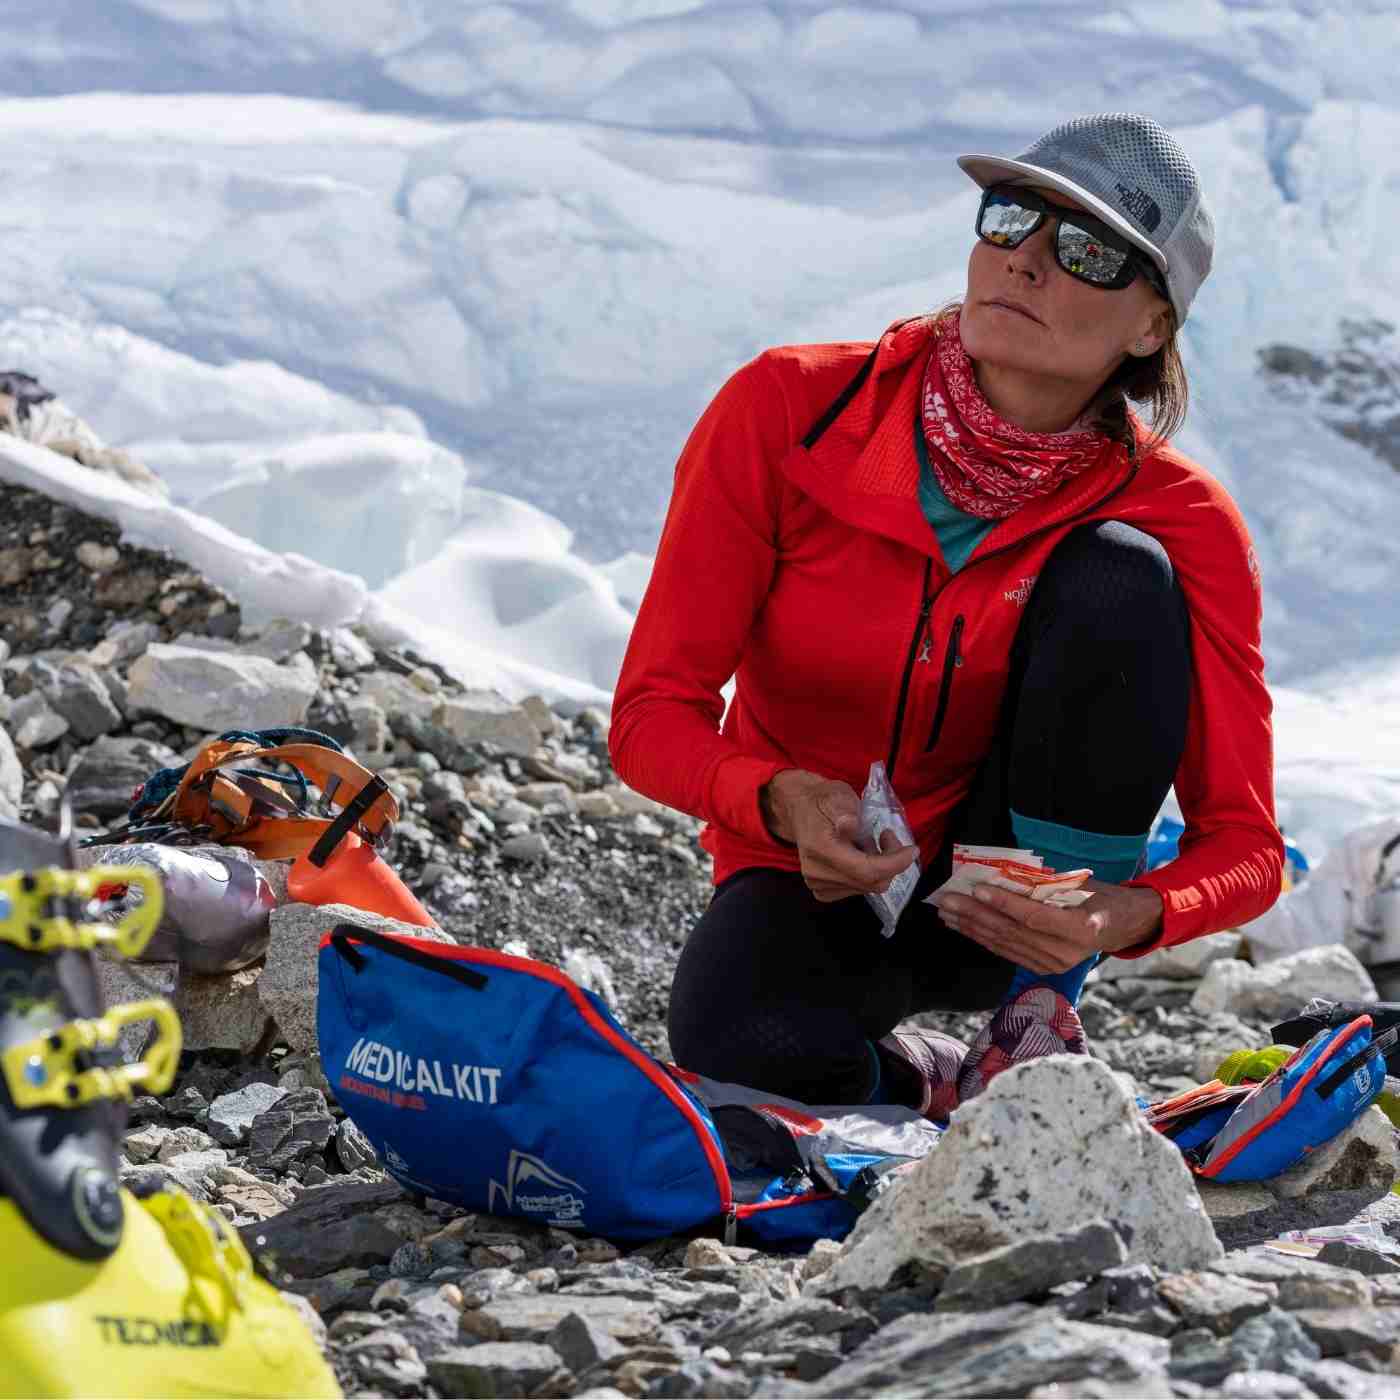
left=1004, top=576, right=1038, bottom=607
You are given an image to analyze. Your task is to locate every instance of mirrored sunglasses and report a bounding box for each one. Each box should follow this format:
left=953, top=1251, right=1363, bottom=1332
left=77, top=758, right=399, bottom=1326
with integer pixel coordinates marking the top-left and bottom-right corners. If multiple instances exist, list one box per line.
left=976, top=185, right=1167, bottom=297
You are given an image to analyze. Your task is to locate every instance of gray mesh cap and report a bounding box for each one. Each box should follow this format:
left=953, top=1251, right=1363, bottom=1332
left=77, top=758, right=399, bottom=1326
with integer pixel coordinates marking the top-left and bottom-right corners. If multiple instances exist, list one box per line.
left=958, top=113, right=1214, bottom=324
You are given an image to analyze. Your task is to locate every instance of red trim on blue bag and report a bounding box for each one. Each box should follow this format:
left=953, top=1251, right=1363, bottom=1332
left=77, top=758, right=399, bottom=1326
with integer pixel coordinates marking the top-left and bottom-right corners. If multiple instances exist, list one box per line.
left=1199, top=1015, right=1372, bottom=1178
left=735, top=1192, right=838, bottom=1218
left=319, top=929, right=735, bottom=1212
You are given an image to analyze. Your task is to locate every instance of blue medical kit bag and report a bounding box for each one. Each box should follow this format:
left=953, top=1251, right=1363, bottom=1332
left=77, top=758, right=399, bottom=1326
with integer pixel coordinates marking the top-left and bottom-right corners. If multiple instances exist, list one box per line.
left=317, top=923, right=939, bottom=1244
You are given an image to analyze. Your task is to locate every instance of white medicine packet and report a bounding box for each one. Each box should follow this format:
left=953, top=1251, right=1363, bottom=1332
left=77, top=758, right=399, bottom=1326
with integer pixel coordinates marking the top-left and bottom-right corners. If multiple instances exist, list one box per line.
left=857, top=760, right=920, bottom=938
left=928, top=844, right=1094, bottom=908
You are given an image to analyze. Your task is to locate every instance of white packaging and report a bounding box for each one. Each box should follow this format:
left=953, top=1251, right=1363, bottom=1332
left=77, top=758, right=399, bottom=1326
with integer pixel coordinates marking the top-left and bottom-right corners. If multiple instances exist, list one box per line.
left=857, top=760, right=920, bottom=938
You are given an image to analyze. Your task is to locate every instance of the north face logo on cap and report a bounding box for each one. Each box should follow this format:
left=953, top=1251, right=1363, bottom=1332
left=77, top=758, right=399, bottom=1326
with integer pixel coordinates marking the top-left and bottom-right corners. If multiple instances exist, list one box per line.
left=1114, top=182, right=1162, bottom=232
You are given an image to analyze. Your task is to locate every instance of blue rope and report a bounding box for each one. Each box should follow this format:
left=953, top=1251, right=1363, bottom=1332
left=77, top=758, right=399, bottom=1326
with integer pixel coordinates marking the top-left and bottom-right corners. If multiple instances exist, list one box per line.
left=124, top=726, right=348, bottom=826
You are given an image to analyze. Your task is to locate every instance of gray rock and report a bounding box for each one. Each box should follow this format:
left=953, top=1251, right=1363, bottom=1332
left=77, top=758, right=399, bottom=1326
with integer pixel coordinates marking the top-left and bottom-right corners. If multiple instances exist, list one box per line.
left=935, top=1219, right=1128, bottom=1312
left=0, top=724, right=22, bottom=820
left=501, top=832, right=549, bottom=862
left=1315, top=1240, right=1400, bottom=1277
left=94, top=957, right=178, bottom=1062
left=260, top=900, right=449, bottom=1056
left=63, top=734, right=180, bottom=817
left=649, top=1359, right=752, bottom=1398
left=45, top=662, right=121, bottom=740
left=242, top=1204, right=407, bottom=1278
left=388, top=710, right=484, bottom=773
left=1285, top=1357, right=1400, bottom=1397
left=335, top=1118, right=377, bottom=1172
left=1217, top=1372, right=1313, bottom=1398
left=13, top=696, right=67, bottom=749
left=93, top=619, right=159, bottom=665
left=241, top=619, right=312, bottom=662
left=121, top=1162, right=211, bottom=1203
left=1095, top=933, right=1242, bottom=983
left=426, top=1342, right=564, bottom=1399
left=1169, top=1309, right=1321, bottom=1385
left=809, top=1303, right=1171, bottom=1398
left=206, top=1082, right=288, bottom=1147
left=816, top=1058, right=1220, bottom=1297
left=389, top=1241, right=432, bottom=1278
left=127, top=643, right=318, bottom=731
left=1191, top=947, right=1378, bottom=1020
left=1291, top=1305, right=1400, bottom=1358
left=517, top=781, right=576, bottom=812
left=358, top=670, right=436, bottom=722
left=467, top=1295, right=661, bottom=1347
left=547, top=1311, right=626, bottom=1374
left=175, top=966, right=272, bottom=1054
left=161, top=1147, right=229, bottom=1180
left=434, top=690, right=542, bottom=758
left=1210, top=1249, right=1374, bottom=1311
left=708, top=1297, right=871, bottom=1357
left=247, top=1087, right=335, bottom=1171
left=155, top=1125, right=218, bottom=1162
left=1157, top=1270, right=1276, bottom=1334
left=328, top=627, right=376, bottom=674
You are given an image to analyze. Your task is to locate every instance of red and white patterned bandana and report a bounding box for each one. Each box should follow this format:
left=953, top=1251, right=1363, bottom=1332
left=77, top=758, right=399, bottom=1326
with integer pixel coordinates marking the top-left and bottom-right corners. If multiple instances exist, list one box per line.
left=920, top=313, right=1110, bottom=520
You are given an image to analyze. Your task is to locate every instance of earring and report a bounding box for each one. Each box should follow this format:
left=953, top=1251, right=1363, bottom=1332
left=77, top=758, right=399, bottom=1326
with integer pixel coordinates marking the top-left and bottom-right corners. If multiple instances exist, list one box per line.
left=1133, top=339, right=1148, bottom=355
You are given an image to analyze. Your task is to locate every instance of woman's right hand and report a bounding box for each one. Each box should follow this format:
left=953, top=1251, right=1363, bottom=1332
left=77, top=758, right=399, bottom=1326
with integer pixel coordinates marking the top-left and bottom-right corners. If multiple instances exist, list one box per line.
left=760, top=769, right=918, bottom=902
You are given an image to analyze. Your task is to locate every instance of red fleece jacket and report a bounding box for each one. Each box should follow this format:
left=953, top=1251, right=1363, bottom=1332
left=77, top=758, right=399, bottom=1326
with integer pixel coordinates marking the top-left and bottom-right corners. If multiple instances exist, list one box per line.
left=609, top=318, right=1283, bottom=954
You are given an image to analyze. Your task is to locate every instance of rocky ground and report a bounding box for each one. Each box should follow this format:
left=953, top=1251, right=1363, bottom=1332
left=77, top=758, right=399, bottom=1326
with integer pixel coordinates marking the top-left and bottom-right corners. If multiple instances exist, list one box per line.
left=3, top=478, right=1400, bottom=1399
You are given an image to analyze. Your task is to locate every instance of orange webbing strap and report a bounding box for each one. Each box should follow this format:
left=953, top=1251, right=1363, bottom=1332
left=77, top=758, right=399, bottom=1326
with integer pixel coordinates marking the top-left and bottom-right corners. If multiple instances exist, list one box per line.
left=168, top=739, right=399, bottom=860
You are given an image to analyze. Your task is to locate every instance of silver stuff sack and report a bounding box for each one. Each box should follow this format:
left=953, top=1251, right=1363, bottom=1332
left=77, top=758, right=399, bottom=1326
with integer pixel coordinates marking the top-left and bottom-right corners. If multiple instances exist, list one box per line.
left=77, top=844, right=277, bottom=974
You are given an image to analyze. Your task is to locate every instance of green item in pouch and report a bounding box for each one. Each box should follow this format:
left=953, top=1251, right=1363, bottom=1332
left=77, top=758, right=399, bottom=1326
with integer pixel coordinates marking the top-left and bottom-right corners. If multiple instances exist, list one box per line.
left=1214, top=1045, right=1293, bottom=1086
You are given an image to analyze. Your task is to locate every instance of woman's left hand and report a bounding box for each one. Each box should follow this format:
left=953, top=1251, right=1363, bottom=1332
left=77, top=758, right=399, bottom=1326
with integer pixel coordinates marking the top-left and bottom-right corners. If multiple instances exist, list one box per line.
left=932, top=879, right=1164, bottom=974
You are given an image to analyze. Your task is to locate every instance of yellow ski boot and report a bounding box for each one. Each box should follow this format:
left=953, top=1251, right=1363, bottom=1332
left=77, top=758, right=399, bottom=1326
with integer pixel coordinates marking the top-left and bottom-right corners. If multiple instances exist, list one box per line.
left=0, top=812, right=340, bottom=1398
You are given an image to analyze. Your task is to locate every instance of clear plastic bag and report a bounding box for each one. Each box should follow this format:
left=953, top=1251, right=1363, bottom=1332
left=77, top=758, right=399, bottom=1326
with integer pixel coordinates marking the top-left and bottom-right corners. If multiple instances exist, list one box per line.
left=857, top=760, right=920, bottom=938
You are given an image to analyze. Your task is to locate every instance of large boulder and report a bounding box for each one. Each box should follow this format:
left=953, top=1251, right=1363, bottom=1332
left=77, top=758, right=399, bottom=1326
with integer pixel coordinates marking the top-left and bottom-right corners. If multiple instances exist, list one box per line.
left=1191, top=946, right=1377, bottom=1021
left=815, top=1057, right=1221, bottom=1298
left=127, top=643, right=318, bottom=732
left=259, top=901, right=451, bottom=1056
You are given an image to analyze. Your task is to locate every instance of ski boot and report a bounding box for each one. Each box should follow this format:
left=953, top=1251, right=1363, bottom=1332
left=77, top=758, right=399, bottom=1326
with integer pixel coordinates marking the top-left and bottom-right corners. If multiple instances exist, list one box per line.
left=0, top=811, right=341, bottom=1398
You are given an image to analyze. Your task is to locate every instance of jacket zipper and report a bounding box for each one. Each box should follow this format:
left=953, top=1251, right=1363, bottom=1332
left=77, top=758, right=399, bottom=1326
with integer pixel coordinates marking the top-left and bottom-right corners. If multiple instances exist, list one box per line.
left=885, top=557, right=934, bottom=783
left=924, top=614, right=964, bottom=752
left=883, top=448, right=1139, bottom=786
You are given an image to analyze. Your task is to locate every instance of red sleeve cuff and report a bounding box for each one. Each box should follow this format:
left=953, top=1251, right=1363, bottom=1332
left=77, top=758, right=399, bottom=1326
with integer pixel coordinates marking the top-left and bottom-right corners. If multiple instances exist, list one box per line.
left=705, top=754, right=792, bottom=847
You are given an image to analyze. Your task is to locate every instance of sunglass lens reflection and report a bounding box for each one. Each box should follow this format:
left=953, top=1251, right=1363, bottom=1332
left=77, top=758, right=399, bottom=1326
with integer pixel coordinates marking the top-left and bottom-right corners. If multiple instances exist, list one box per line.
left=1055, top=222, right=1130, bottom=285
left=979, top=194, right=1040, bottom=248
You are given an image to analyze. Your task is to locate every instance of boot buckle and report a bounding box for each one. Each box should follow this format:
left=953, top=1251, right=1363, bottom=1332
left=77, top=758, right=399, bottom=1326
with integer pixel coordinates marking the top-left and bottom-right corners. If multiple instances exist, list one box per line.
left=2, top=998, right=182, bottom=1108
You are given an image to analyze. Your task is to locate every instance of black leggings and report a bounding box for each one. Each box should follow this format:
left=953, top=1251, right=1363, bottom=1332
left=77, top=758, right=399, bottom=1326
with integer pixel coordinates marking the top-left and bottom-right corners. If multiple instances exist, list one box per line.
left=667, top=521, right=1192, bottom=1103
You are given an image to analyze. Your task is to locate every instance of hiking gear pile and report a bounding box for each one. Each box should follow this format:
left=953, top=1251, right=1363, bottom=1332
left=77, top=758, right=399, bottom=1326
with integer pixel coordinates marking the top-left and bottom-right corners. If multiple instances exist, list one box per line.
left=0, top=811, right=338, bottom=1398
left=91, top=725, right=434, bottom=930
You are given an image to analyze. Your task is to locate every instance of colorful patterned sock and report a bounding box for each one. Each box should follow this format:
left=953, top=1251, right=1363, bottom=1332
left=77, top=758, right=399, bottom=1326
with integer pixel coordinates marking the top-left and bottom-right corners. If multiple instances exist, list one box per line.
left=955, top=813, right=1150, bottom=1101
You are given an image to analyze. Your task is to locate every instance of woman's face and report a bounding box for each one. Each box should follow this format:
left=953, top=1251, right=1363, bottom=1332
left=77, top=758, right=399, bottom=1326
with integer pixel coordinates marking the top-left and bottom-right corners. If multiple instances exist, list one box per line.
left=959, top=186, right=1170, bottom=390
